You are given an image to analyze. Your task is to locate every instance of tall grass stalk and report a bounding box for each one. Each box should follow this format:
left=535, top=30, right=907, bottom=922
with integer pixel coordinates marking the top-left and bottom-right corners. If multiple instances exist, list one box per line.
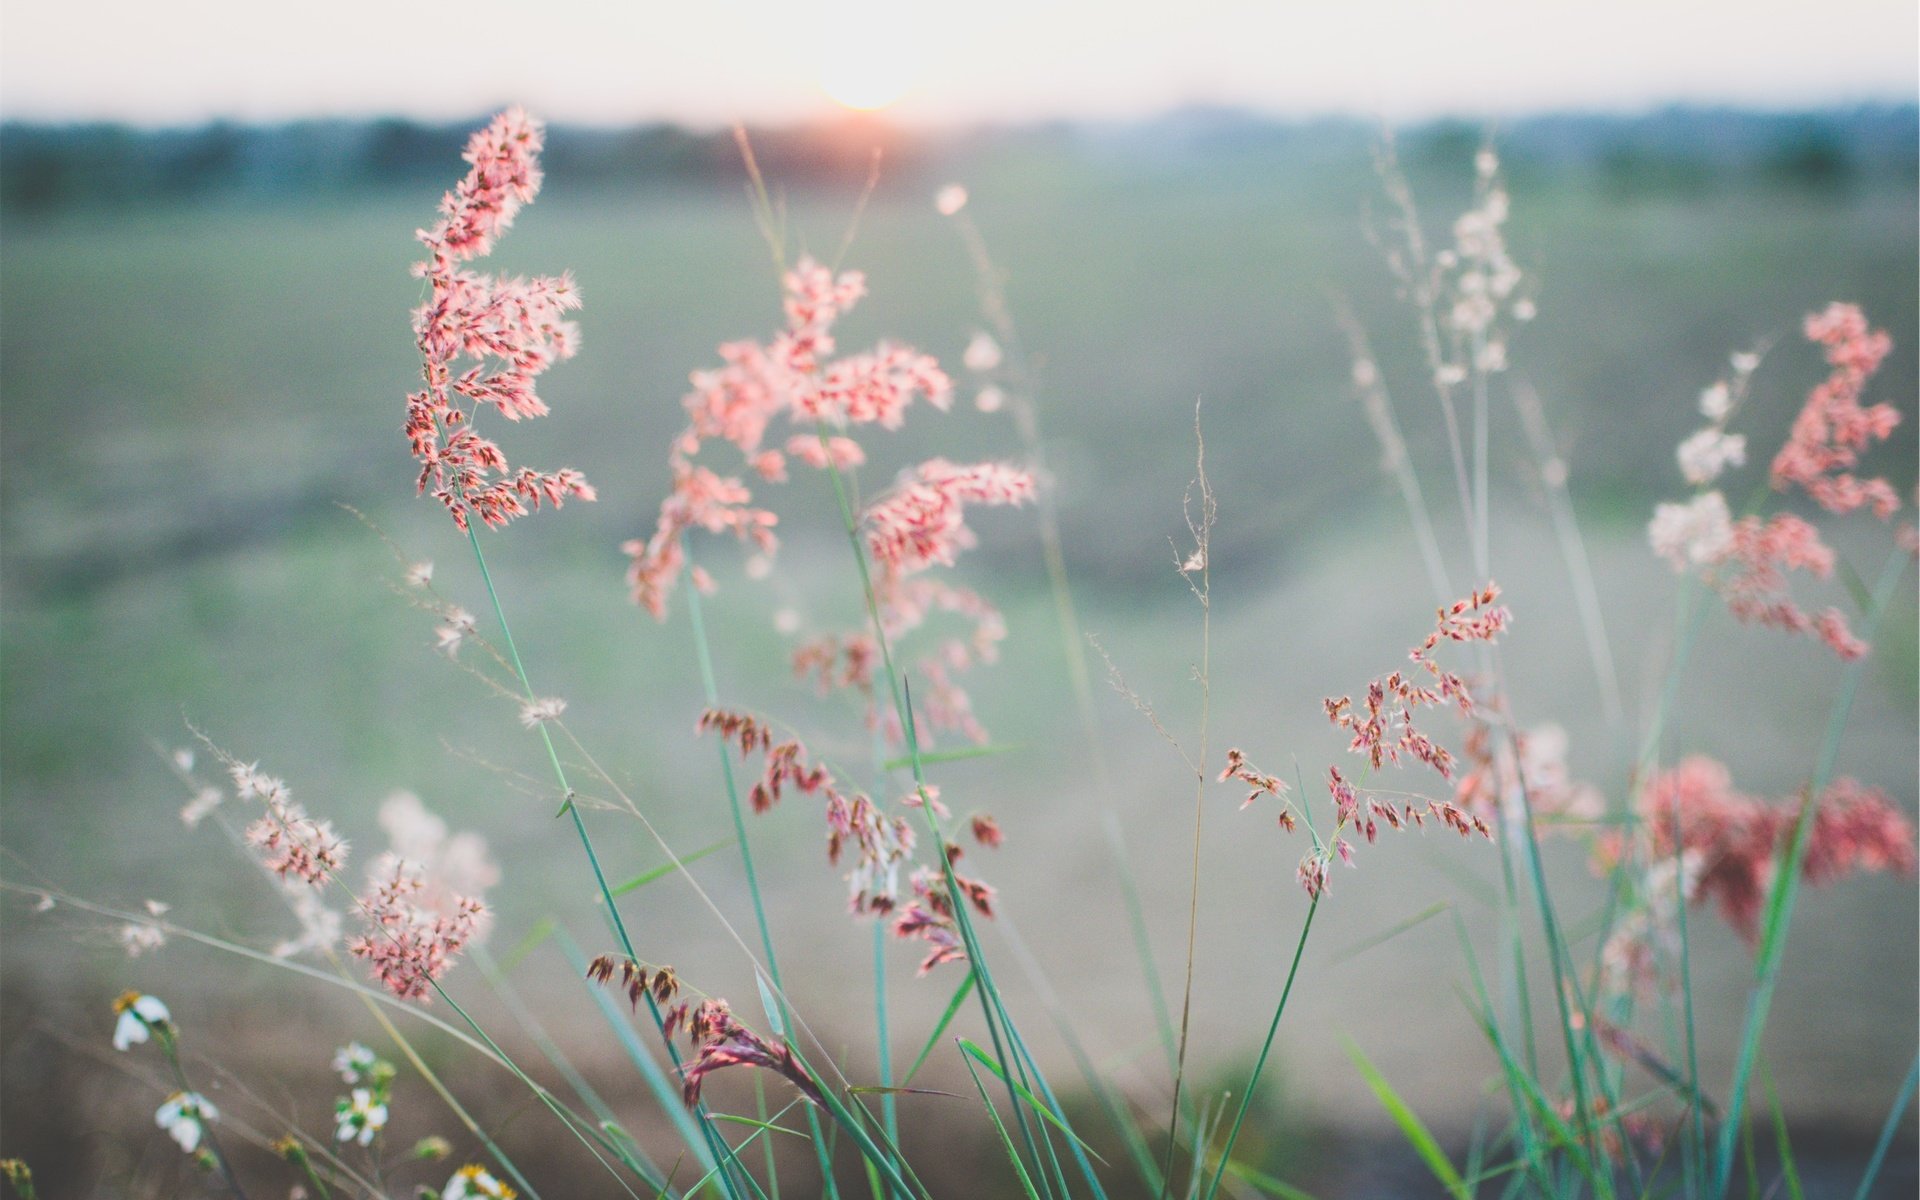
left=685, top=573, right=845, bottom=1196
left=811, top=423, right=1106, bottom=1199
left=1711, top=547, right=1912, bottom=1195
left=949, top=200, right=1189, bottom=1132
left=1164, top=421, right=1216, bottom=1198
left=1196, top=896, right=1319, bottom=1200
left=1852, top=1053, right=1918, bottom=1200
left=150, top=1024, right=251, bottom=1200
left=460, top=521, right=756, bottom=1199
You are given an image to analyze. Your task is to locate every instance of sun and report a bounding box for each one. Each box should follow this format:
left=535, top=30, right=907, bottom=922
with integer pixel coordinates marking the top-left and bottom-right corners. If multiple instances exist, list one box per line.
left=820, top=59, right=915, bottom=112
left=816, top=3, right=922, bottom=112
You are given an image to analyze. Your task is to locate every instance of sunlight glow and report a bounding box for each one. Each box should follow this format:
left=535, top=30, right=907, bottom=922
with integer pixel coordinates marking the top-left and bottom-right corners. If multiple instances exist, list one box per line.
left=816, top=1, right=922, bottom=112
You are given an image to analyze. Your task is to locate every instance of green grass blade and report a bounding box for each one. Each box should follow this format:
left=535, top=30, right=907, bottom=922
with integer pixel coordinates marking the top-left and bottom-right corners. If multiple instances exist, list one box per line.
left=711, top=1114, right=807, bottom=1139
left=902, top=971, right=977, bottom=1085
left=1329, top=901, right=1448, bottom=967
left=561, top=931, right=722, bottom=1179
left=610, top=839, right=736, bottom=896
left=498, top=915, right=558, bottom=973
left=1345, top=1040, right=1471, bottom=1200
left=1852, top=1053, right=1919, bottom=1200
left=1221, top=1159, right=1320, bottom=1200
left=1714, top=549, right=1912, bottom=1195
left=1762, top=1061, right=1803, bottom=1200
left=879, top=743, right=1024, bottom=771
left=957, top=1038, right=1109, bottom=1165
left=961, top=1052, right=1045, bottom=1200
left=1198, top=896, right=1319, bottom=1200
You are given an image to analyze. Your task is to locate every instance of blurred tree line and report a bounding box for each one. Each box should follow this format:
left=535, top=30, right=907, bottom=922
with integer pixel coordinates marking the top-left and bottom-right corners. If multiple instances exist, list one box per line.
left=0, top=105, right=1913, bottom=214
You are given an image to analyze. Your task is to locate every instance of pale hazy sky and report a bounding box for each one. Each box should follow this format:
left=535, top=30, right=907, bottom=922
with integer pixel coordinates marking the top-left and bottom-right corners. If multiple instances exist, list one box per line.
left=4, top=0, right=1915, bottom=126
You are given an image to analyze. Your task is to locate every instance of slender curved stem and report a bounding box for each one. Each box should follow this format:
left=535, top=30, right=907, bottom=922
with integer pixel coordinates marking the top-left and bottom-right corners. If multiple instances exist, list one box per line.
left=1198, top=897, right=1319, bottom=1200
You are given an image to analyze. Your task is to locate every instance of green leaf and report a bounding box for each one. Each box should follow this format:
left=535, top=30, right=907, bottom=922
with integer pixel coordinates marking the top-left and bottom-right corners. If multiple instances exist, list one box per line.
left=1345, top=1040, right=1470, bottom=1200
left=1222, top=1157, right=1319, bottom=1200
left=880, top=743, right=1024, bottom=772
left=960, top=1052, right=1044, bottom=1200
left=609, top=839, right=736, bottom=897
left=1329, top=901, right=1448, bottom=967
left=709, top=1113, right=806, bottom=1139
left=1763, top=1062, right=1803, bottom=1200
left=754, top=970, right=785, bottom=1039
left=903, top=971, right=976, bottom=1085
left=497, top=916, right=557, bottom=974
left=847, top=1086, right=961, bottom=1099
left=957, top=1038, right=1109, bottom=1166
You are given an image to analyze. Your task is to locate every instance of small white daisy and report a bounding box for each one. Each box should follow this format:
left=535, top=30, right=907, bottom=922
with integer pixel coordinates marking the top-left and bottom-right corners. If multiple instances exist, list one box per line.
left=112, top=992, right=170, bottom=1050
left=332, top=1042, right=378, bottom=1084
left=444, top=1164, right=517, bottom=1199
left=334, top=1088, right=388, bottom=1146
left=155, top=1091, right=216, bottom=1154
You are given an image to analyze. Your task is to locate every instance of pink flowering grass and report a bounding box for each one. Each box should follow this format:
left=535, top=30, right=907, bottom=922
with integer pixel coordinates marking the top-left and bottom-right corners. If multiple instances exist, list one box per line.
left=22, top=113, right=1916, bottom=1200
left=1650, top=302, right=1904, bottom=660
left=407, top=108, right=594, bottom=531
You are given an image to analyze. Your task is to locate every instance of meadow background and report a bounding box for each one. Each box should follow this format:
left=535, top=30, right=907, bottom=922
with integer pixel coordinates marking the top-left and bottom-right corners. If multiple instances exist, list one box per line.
left=1, top=108, right=1916, bottom=1195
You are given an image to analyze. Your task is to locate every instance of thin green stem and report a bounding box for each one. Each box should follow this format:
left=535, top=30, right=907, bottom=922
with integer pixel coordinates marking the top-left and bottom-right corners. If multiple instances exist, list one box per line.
left=954, top=197, right=1189, bottom=1161
left=461, top=522, right=747, bottom=1199
left=154, top=1029, right=251, bottom=1200
left=1713, top=549, right=1912, bottom=1195
left=352, top=984, right=547, bottom=1200
left=1852, top=1053, right=1919, bottom=1200
left=1198, top=897, right=1319, bottom=1200
left=473, top=944, right=666, bottom=1188
left=685, top=575, right=843, bottom=1196
left=812, top=424, right=1103, bottom=1199
left=873, top=920, right=901, bottom=1158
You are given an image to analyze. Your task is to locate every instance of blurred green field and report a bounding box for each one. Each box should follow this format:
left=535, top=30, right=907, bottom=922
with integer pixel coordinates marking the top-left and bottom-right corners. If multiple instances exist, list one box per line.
left=2, top=133, right=1916, bottom=1194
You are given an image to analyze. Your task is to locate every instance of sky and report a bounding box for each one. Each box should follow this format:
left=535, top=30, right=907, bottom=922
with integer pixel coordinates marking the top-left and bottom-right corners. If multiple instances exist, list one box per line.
left=3, top=0, right=1916, bottom=127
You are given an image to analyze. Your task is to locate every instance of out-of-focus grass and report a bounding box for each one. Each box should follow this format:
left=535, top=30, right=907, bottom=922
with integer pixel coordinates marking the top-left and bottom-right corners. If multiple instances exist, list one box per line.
left=1, top=143, right=1915, bottom=1192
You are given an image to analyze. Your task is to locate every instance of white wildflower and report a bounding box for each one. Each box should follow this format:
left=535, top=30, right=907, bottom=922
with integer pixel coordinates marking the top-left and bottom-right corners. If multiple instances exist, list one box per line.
left=444, top=1165, right=515, bottom=1199
left=1698, top=381, right=1733, bottom=421
left=171, top=748, right=195, bottom=772
left=517, top=697, right=567, bottom=729
left=375, top=793, right=499, bottom=942
left=1475, top=337, right=1508, bottom=373
left=436, top=608, right=477, bottom=657
left=1677, top=427, right=1747, bottom=486
left=112, top=992, right=170, bottom=1050
left=180, top=786, right=223, bottom=827
left=962, top=331, right=1002, bottom=373
left=974, top=385, right=1006, bottom=414
left=334, top=1088, right=388, bottom=1146
left=405, top=561, right=435, bottom=588
left=1512, top=297, right=1537, bottom=322
left=119, top=922, right=166, bottom=958
left=333, top=1042, right=379, bottom=1084
left=272, top=885, right=342, bottom=958
left=773, top=608, right=801, bottom=635
left=934, top=184, right=968, bottom=216
left=1648, top=491, right=1734, bottom=571
left=155, top=1092, right=217, bottom=1154
left=230, top=764, right=287, bottom=805
left=1730, top=350, right=1760, bottom=376
left=744, top=553, right=773, bottom=580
